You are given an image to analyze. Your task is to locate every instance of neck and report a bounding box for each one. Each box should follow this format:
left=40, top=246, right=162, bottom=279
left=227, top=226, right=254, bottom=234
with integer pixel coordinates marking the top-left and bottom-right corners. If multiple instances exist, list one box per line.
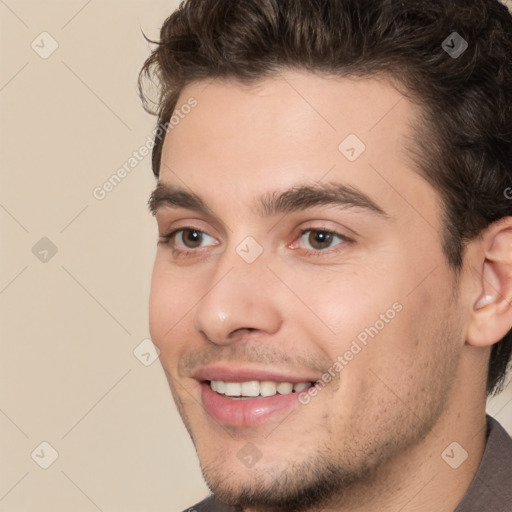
left=330, top=404, right=487, bottom=512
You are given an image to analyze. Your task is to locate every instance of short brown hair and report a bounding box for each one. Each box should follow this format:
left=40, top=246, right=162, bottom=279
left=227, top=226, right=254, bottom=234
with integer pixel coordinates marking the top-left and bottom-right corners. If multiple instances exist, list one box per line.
left=138, top=0, right=512, bottom=395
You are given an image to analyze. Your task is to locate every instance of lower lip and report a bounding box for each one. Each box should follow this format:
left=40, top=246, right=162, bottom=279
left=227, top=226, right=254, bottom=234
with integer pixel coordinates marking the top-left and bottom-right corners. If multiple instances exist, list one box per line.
left=200, top=382, right=303, bottom=427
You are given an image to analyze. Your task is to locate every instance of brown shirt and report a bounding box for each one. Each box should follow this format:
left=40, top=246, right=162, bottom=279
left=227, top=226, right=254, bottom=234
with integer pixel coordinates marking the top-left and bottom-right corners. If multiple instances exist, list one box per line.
left=184, top=415, right=512, bottom=512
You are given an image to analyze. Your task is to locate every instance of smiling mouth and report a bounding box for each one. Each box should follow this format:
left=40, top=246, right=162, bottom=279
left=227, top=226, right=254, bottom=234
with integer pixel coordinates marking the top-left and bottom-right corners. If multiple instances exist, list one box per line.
left=206, top=379, right=316, bottom=399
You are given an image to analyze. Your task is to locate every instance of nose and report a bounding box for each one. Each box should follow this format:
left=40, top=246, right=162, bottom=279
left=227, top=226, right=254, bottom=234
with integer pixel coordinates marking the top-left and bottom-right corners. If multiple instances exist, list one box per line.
left=193, top=257, right=282, bottom=345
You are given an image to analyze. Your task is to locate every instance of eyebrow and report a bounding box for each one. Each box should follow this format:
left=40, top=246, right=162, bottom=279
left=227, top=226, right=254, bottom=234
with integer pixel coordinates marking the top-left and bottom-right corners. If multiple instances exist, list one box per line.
left=148, top=181, right=389, bottom=219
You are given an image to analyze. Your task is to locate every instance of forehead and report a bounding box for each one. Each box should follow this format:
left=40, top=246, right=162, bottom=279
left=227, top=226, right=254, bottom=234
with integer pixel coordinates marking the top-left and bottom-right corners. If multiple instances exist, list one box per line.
left=170, top=70, right=413, bottom=132
left=162, top=71, right=415, bottom=166
left=158, top=70, right=436, bottom=223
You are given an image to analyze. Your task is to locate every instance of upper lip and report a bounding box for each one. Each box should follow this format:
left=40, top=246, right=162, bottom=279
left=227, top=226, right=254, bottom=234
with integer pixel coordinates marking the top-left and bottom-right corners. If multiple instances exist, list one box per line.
left=193, top=365, right=320, bottom=384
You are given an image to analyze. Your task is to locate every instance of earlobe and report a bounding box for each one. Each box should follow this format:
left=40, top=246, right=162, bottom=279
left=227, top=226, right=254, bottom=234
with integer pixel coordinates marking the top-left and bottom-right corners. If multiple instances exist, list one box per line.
left=466, top=219, right=512, bottom=348
left=473, top=294, right=496, bottom=311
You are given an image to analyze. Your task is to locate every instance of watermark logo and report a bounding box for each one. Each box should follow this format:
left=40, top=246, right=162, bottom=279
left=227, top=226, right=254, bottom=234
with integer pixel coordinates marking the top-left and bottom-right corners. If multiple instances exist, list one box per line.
left=32, top=237, right=58, bottom=263
left=339, top=134, right=366, bottom=162
left=133, top=338, right=160, bottom=366
left=236, top=236, right=264, bottom=264
left=237, top=442, right=263, bottom=468
left=31, top=441, right=59, bottom=469
left=441, top=441, right=468, bottom=469
left=442, top=32, right=468, bottom=59
left=31, top=32, right=59, bottom=59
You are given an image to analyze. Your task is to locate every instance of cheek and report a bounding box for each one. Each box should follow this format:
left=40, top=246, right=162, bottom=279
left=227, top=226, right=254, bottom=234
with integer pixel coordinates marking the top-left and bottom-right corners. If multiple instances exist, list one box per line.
left=148, top=258, right=198, bottom=355
left=285, top=264, right=402, bottom=355
left=288, top=259, right=448, bottom=395
left=349, top=273, right=458, bottom=397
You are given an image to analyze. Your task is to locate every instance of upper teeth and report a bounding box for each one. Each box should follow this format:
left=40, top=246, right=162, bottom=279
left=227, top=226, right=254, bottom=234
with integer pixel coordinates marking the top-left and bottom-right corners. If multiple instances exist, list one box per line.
left=209, top=380, right=312, bottom=397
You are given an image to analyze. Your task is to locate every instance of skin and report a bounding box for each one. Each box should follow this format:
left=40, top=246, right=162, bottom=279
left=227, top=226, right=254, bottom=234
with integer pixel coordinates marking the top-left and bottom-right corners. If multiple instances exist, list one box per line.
left=148, top=70, right=512, bottom=512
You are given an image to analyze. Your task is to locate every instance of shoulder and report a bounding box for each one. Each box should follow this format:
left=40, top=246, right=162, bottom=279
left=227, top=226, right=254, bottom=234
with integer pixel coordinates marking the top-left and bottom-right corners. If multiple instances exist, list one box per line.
left=181, top=494, right=241, bottom=512
left=455, top=415, right=512, bottom=512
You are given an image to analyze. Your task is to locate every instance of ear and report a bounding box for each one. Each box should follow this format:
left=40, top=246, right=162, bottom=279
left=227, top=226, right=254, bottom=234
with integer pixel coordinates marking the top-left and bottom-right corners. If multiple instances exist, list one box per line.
left=466, top=217, right=512, bottom=347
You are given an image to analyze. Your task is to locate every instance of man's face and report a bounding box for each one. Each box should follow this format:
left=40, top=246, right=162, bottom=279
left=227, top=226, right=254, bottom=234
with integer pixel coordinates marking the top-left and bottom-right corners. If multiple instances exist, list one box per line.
left=149, top=71, right=466, bottom=510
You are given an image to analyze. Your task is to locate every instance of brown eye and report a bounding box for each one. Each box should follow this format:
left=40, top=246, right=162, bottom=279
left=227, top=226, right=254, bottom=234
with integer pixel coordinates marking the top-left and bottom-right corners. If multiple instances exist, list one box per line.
left=297, top=229, right=347, bottom=252
left=158, top=226, right=218, bottom=254
left=178, top=229, right=205, bottom=248
left=307, top=231, right=334, bottom=250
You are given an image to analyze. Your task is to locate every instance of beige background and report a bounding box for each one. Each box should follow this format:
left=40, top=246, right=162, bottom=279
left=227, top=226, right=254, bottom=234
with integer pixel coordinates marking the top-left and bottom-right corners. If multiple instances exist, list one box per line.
left=1, top=1, right=511, bottom=511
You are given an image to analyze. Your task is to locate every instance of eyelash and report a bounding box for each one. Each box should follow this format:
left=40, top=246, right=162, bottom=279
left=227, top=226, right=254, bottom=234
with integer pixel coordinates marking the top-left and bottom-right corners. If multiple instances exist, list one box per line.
left=158, top=225, right=352, bottom=258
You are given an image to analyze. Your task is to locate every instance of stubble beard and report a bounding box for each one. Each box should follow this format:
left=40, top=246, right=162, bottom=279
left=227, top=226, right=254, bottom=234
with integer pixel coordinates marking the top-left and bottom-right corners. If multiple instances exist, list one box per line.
left=171, top=293, right=462, bottom=511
